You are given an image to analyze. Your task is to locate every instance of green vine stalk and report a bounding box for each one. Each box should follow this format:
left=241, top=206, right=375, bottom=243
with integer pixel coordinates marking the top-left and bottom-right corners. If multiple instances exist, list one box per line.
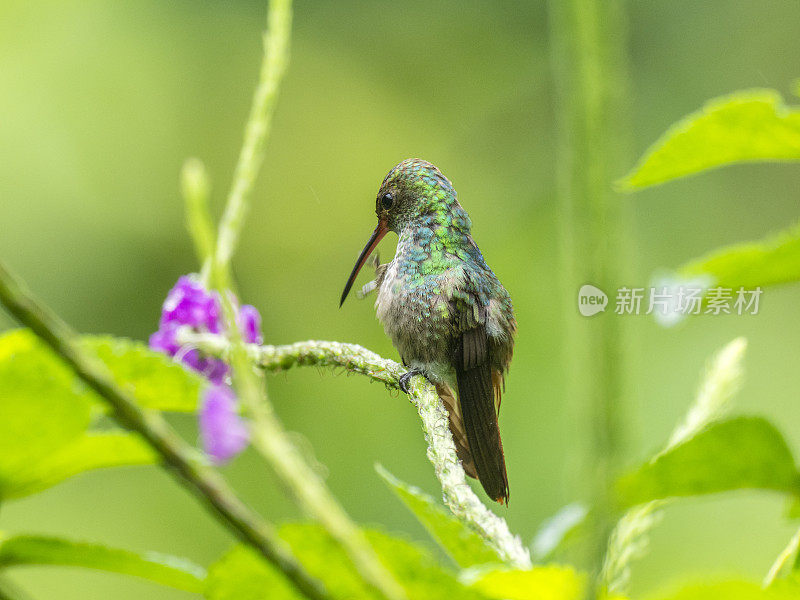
left=547, top=0, right=632, bottom=575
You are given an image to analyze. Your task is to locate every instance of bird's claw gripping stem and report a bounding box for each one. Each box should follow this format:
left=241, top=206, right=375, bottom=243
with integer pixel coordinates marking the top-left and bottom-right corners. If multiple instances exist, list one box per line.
left=398, top=369, right=424, bottom=394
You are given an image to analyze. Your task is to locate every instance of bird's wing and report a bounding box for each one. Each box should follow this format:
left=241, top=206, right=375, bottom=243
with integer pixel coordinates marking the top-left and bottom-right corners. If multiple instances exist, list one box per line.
left=449, top=275, right=509, bottom=504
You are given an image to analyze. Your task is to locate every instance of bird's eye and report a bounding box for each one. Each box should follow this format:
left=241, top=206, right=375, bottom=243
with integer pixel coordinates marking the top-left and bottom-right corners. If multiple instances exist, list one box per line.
left=381, top=192, right=394, bottom=210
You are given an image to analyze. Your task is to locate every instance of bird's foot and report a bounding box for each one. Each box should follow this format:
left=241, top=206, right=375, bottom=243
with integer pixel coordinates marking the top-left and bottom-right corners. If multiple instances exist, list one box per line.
left=399, top=369, right=424, bottom=394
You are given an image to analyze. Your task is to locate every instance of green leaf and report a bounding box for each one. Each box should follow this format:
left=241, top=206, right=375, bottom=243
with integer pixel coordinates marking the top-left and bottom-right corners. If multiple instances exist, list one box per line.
left=375, top=465, right=500, bottom=568
left=2, top=432, right=157, bottom=499
left=286, top=523, right=486, bottom=600
left=764, top=527, right=800, bottom=586
left=0, top=329, right=204, bottom=414
left=652, top=579, right=800, bottom=600
left=531, top=504, right=589, bottom=562
left=469, top=566, right=586, bottom=600
left=0, top=330, right=93, bottom=497
left=82, top=335, right=205, bottom=412
left=206, top=523, right=489, bottom=600
left=619, top=89, right=800, bottom=190
left=770, top=573, right=800, bottom=596
left=0, top=534, right=205, bottom=593
left=676, top=222, right=800, bottom=289
left=205, top=545, right=298, bottom=600
left=0, top=329, right=193, bottom=499
left=617, top=417, right=800, bottom=508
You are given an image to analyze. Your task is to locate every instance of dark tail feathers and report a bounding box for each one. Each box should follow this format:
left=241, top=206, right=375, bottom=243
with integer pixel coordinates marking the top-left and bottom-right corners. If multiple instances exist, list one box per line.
left=455, top=333, right=509, bottom=504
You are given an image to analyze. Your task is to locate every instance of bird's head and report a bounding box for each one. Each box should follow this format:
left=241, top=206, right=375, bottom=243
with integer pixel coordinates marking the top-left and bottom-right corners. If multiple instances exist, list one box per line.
left=374, top=158, right=457, bottom=232
left=340, top=158, right=465, bottom=306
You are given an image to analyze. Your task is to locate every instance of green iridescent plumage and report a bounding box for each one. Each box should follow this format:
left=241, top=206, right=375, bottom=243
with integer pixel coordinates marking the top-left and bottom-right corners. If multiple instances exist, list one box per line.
left=341, top=158, right=516, bottom=503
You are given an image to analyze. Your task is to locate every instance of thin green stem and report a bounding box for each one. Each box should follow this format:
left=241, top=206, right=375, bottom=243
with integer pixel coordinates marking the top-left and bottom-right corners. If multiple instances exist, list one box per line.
left=547, top=0, right=632, bottom=580
left=177, top=332, right=533, bottom=569
left=0, top=261, right=329, bottom=600
left=181, top=158, right=217, bottom=281
left=209, top=0, right=292, bottom=273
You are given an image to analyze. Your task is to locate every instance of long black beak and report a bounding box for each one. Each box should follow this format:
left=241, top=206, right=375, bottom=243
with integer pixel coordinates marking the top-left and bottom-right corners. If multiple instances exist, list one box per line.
left=340, top=221, right=388, bottom=306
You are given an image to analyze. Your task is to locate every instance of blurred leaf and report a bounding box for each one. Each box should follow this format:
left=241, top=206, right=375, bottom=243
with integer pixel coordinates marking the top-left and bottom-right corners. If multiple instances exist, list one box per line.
left=82, top=335, right=205, bottom=412
left=0, top=329, right=191, bottom=499
left=0, top=330, right=93, bottom=497
left=206, top=522, right=488, bottom=600
left=531, top=504, right=589, bottom=562
left=0, top=534, right=205, bottom=593
left=652, top=579, right=800, bottom=600
left=286, top=523, right=486, bottom=600
left=617, top=417, right=800, bottom=508
left=764, top=527, right=800, bottom=586
left=0, top=575, right=29, bottom=600
left=676, top=222, right=800, bottom=290
left=786, top=495, right=800, bottom=520
left=376, top=464, right=500, bottom=568
left=619, top=89, right=800, bottom=190
left=602, top=339, right=747, bottom=595
left=770, top=573, right=800, bottom=595
left=468, top=566, right=586, bottom=600
left=205, top=545, right=298, bottom=600
left=2, top=432, right=157, bottom=499
left=0, top=329, right=204, bottom=413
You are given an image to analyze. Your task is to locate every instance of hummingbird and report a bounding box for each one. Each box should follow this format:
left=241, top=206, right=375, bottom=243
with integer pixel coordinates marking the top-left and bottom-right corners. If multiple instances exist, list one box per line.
left=340, top=158, right=516, bottom=504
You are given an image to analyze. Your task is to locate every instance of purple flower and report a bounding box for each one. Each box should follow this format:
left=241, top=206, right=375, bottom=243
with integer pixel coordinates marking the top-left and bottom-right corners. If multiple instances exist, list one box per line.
left=149, top=275, right=264, bottom=463
left=160, top=275, right=222, bottom=333
left=149, top=275, right=264, bottom=384
left=199, top=384, right=250, bottom=463
left=238, top=304, right=263, bottom=344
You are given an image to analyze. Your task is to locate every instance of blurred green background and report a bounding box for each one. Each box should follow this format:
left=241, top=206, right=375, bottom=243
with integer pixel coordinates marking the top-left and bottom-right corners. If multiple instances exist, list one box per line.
left=1, top=1, right=800, bottom=598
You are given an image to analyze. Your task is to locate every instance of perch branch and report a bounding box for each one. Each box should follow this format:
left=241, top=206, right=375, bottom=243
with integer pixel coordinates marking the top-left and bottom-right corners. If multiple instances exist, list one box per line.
left=178, top=332, right=533, bottom=568
left=0, top=262, right=329, bottom=600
